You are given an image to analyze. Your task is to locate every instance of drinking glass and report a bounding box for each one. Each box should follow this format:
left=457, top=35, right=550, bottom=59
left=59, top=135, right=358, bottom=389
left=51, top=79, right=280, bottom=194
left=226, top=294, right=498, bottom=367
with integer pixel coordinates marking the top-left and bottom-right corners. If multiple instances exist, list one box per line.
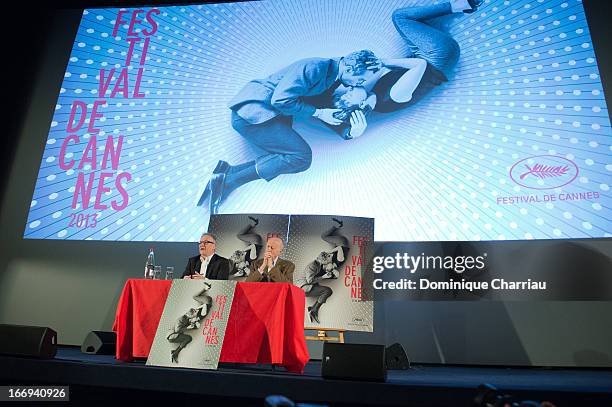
left=165, top=266, right=174, bottom=280
left=153, top=265, right=162, bottom=280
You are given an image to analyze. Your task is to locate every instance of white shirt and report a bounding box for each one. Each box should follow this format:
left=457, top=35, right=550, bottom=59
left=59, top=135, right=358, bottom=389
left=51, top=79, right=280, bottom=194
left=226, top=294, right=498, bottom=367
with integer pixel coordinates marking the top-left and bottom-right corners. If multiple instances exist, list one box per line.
left=199, top=255, right=212, bottom=275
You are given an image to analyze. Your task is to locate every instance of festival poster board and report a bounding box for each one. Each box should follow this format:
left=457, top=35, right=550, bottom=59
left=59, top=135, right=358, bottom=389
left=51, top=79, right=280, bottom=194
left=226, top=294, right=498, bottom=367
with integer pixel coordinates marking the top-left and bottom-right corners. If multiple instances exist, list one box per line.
left=285, top=215, right=374, bottom=332
left=147, top=279, right=236, bottom=369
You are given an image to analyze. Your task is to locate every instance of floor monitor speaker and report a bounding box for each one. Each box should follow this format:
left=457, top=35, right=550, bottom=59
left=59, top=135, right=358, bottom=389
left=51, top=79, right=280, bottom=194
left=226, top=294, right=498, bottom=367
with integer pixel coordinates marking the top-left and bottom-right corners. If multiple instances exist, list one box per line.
left=322, top=342, right=386, bottom=382
left=0, top=324, right=57, bottom=359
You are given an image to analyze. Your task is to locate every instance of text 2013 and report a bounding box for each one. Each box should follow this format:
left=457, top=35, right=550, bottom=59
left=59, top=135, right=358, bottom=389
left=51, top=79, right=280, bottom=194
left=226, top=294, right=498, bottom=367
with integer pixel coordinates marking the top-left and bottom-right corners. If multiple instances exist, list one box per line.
left=67, top=213, right=99, bottom=228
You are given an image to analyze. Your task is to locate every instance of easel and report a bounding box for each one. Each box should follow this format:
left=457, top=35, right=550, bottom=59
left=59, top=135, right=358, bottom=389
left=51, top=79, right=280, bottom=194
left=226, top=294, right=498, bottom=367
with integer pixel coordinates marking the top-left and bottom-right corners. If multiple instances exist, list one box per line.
left=269, top=328, right=344, bottom=372
left=305, top=327, right=345, bottom=343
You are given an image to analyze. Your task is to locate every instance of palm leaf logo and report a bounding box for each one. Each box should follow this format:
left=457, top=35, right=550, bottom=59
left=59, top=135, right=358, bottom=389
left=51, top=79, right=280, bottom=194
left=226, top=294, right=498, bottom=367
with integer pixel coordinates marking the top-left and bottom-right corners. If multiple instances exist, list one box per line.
left=519, top=163, right=569, bottom=180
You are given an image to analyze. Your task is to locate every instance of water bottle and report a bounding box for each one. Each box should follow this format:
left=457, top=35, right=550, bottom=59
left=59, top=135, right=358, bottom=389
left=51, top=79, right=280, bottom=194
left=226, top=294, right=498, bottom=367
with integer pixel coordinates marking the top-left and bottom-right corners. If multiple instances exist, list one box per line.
left=144, top=248, right=155, bottom=279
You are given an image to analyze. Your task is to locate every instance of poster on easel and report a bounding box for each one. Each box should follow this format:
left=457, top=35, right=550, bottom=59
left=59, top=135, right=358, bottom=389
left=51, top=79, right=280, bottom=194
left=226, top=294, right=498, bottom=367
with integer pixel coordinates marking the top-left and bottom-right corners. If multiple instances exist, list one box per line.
left=147, top=279, right=236, bottom=369
left=286, top=215, right=374, bottom=332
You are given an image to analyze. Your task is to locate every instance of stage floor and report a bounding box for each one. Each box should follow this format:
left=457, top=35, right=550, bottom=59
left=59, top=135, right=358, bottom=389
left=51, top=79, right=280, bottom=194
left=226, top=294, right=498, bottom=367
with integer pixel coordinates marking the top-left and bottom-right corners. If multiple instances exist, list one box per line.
left=1, top=347, right=611, bottom=406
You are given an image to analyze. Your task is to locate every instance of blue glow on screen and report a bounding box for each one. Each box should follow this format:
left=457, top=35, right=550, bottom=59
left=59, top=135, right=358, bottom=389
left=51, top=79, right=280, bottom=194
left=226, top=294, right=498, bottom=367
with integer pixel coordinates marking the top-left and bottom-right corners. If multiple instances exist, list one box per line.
left=24, top=0, right=612, bottom=241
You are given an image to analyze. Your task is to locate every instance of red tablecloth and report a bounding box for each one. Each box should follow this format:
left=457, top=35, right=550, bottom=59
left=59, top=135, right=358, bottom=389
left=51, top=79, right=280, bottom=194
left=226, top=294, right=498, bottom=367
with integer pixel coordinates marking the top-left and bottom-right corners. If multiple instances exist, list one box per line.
left=112, top=279, right=309, bottom=373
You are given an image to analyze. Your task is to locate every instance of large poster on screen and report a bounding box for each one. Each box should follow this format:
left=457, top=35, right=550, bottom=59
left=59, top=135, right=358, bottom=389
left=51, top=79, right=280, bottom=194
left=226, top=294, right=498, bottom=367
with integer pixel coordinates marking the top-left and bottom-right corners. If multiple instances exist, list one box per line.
left=286, top=215, right=374, bottom=331
left=25, top=0, right=611, bottom=242
left=147, top=279, right=236, bottom=369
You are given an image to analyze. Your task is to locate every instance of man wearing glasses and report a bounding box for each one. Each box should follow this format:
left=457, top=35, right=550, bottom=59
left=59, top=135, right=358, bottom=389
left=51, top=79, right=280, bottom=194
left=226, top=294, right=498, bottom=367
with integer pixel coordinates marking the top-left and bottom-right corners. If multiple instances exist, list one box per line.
left=182, top=233, right=230, bottom=280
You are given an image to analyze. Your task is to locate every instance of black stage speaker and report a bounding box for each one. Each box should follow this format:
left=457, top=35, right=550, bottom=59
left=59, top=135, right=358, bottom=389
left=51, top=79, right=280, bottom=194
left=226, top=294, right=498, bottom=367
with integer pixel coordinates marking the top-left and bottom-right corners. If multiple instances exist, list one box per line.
left=385, top=343, right=410, bottom=370
left=322, top=342, right=387, bottom=382
left=0, top=324, right=57, bottom=359
left=81, top=331, right=117, bottom=355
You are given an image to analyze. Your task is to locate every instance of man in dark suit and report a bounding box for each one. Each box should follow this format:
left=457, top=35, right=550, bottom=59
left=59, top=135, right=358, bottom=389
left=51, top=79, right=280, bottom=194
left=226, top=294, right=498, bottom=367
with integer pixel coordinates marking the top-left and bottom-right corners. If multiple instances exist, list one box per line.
left=182, top=233, right=230, bottom=280
left=245, top=237, right=294, bottom=283
left=197, top=50, right=381, bottom=214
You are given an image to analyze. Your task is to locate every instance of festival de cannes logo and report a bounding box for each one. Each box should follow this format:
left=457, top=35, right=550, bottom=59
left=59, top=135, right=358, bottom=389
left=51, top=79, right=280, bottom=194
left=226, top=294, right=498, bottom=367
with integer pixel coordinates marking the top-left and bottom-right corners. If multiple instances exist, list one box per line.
left=509, top=155, right=579, bottom=190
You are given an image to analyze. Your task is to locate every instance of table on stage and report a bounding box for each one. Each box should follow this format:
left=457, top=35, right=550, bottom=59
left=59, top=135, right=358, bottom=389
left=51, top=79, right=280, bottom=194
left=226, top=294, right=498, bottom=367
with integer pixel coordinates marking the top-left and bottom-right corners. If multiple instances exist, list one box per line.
left=112, top=279, right=310, bottom=373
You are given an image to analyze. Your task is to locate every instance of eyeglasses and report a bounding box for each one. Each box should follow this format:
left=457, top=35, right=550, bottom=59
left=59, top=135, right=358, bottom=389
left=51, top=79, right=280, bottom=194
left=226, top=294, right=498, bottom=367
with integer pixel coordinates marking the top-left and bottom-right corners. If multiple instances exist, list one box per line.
left=199, top=240, right=215, bottom=245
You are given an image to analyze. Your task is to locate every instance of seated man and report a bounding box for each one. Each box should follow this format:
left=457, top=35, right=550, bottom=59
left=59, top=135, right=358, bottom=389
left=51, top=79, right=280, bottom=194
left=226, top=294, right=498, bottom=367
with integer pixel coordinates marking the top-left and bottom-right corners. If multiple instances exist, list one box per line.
left=245, top=236, right=295, bottom=283
left=182, top=233, right=230, bottom=280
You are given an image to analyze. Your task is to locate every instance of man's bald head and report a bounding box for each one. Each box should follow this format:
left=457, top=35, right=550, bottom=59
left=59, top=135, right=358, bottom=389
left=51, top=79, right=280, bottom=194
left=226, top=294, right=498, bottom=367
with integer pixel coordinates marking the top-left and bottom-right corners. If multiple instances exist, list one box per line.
left=266, top=236, right=284, bottom=258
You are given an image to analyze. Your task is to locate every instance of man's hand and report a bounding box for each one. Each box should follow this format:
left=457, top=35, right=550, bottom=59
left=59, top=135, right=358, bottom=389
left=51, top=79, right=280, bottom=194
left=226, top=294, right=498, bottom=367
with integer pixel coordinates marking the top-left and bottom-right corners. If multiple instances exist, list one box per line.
left=188, top=319, right=201, bottom=329
left=264, top=251, right=273, bottom=267
left=191, top=274, right=205, bottom=280
left=259, top=251, right=272, bottom=272
left=314, top=108, right=343, bottom=125
left=365, top=56, right=383, bottom=72
left=349, top=110, right=367, bottom=139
